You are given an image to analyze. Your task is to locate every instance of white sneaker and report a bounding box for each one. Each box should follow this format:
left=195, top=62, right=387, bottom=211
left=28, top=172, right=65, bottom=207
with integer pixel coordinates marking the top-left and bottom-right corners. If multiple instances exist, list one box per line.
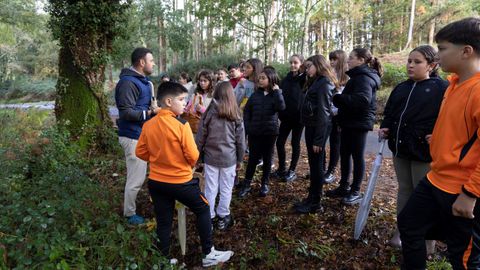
left=202, top=247, right=234, bottom=267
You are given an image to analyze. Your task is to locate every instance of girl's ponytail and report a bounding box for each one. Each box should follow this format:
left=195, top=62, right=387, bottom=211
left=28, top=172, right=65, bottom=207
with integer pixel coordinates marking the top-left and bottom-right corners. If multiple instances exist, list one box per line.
left=352, top=48, right=383, bottom=77
left=369, top=57, right=384, bottom=77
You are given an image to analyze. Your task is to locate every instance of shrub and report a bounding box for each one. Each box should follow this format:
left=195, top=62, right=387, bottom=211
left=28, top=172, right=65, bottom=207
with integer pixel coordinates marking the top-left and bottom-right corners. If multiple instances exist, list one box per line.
left=0, top=111, right=170, bottom=269
left=0, top=76, right=57, bottom=102
left=165, top=54, right=240, bottom=82
left=269, top=62, right=290, bottom=80
left=165, top=55, right=291, bottom=82
left=382, top=63, right=406, bottom=88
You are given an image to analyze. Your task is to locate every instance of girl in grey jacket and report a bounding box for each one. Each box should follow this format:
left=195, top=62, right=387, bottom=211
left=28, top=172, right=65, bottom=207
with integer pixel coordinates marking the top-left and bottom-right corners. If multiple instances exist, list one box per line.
left=196, top=82, right=246, bottom=231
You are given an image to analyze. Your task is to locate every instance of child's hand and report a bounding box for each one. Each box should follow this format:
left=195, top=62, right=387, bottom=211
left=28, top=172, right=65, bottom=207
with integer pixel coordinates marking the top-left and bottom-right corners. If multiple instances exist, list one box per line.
left=273, top=84, right=280, bottom=90
left=452, top=192, right=476, bottom=219
left=425, top=134, right=432, bottom=144
left=236, top=162, right=242, bottom=171
left=378, top=128, right=389, bottom=139
left=195, top=104, right=205, bottom=113
left=239, top=78, right=246, bottom=87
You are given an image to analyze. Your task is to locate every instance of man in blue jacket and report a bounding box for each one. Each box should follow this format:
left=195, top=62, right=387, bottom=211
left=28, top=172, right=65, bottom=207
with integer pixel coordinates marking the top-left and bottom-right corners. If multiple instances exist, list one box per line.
left=115, top=47, right=158, bottom=225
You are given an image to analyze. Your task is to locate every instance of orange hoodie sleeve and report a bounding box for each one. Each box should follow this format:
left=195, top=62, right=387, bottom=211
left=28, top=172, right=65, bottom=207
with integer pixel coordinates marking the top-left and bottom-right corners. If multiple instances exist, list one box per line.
left=135, top=130, right=150, bottom=162
left=464, top=94, right=480, bottom=197
left=181, top=123, right=199, bottom=167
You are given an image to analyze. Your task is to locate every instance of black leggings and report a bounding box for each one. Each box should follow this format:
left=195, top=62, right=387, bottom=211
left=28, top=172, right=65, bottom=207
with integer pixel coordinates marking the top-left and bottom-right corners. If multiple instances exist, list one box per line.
left=276, top=120, right=304, bottom=172
left=245, top=134, right=277, bottom=182
left=148, top=178, right=212, bottom=256
left=324, top=116, right=340, bottom=173
left=339, top=127, right=368, bottom=192
left=304, top=126, right=326, bottom=202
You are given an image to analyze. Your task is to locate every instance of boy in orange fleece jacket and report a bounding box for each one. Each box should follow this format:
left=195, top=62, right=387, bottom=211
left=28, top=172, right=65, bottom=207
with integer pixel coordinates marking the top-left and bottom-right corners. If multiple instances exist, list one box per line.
left=398, top=18, right=480, bottom=269
left=136, top=82, right=233, bottom=267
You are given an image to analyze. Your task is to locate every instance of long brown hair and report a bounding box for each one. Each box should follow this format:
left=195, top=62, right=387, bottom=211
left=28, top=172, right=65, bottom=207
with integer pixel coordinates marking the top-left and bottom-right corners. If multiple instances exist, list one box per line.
left=246, top=58, right=264, bottom=88
left=305, top=55, right=339, bottom=89
left=195, top=69, right=216, bottom=96
left=352, top=48, right=384, bottom=77
left=213, top=81, right=241, bottom=121
left=329, top=50, right=349, bottom=86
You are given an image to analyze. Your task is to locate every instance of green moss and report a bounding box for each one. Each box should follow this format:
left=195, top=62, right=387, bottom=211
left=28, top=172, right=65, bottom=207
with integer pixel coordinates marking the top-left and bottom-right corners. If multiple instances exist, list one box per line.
left=54, top=47, right=111, bottom=149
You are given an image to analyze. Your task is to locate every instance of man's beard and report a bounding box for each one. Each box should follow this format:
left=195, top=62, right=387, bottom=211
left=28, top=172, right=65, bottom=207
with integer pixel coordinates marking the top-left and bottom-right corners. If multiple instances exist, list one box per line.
left=143, top=67, right=153, bottom=76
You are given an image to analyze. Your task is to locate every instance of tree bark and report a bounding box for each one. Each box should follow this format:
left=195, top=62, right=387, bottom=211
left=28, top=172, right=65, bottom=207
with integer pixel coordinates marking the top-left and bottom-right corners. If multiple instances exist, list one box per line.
left=55, top=46, right=111, bottom=141
left=300, top=0, right=312, bottom=56
left=404, top=0, right=416, bottom=50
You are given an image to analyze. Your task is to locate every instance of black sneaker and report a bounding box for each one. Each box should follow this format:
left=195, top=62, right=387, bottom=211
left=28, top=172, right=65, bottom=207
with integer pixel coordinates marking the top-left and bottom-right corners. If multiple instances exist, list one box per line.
left=211, top=217, right=217, bottom=231
left=238, top=179, right=252, bottom=198
left=324, top=172, right=335, bottom=184
left=294, top=202, right=323, bottom=214
left=342, top=191, right=363, bottom=205
left=284, top=170, right=297, bottom=182
left=293, top=197, right=312, bottom=208
left=256, top=159, right=263, bottom=167
left=271, top=169, right=287, bottom=179
left=217, top=215, right=234, bottom=230
left=325, top=186, right=350, bottom=198
left=259, top=184, right=269, bottom=197
left=238, top=185, right=251, bottom=198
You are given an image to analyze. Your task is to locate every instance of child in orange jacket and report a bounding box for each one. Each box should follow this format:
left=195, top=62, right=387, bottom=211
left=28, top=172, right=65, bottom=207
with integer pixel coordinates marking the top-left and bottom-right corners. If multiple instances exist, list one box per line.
left=136, top=82, right=233, bottom=267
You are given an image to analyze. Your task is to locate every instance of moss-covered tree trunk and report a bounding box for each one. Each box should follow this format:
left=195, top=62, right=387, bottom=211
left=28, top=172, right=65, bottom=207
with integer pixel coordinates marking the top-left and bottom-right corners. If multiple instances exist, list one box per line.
left=47, top=0, right=130, bottom=147
left=55, top=47, right=111, bottom=142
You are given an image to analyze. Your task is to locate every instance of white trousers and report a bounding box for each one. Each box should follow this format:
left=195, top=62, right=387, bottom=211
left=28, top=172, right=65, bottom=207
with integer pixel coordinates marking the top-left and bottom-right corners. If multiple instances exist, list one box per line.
left=119, top=136, right=147, bottom=217
left=204, top=163, right=236, bottom=218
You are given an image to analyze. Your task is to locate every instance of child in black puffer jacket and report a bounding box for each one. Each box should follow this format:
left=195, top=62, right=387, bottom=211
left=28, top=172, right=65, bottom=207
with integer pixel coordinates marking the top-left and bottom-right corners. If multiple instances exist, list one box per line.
left=328, top=48, right=383, bottom=206
left=239, top=68, right=286, bottom=198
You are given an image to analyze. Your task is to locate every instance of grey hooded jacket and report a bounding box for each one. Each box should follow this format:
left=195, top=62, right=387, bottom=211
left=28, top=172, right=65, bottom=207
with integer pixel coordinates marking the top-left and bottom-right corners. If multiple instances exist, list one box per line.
left=195, top=100, right=246, bottom=168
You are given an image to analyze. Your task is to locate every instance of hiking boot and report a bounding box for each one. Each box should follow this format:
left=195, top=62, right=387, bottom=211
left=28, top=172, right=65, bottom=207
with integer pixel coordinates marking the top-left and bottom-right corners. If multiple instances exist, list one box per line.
left=238, top=180, right=252, bottom=198
left=325, top=186, right=350, bottom=198
left=324, top=172, right=335, bottom=184
left=294, top=202, right=323, bottom=214
left=217, top=215, right=234, bottom=231
left=342, top=191, right=363, bottom=205
left=202, top=247, right=234, bottom=267
left=271, top=169, right=287, bottom=179
left=284, top=170, right=297, bottom=182
left=259, top=183, right=270, bottom=197
left=126, top=214, right=145, bottom=225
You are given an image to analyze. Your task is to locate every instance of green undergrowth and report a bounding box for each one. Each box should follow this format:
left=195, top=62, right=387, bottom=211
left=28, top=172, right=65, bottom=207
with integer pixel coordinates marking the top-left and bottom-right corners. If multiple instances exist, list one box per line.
left=0, top=109, right=172, bottom=269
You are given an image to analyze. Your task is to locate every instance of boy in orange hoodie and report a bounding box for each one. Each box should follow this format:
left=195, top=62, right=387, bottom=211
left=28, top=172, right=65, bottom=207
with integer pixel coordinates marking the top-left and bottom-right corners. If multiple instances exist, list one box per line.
left=136, top=82, right=233, bottom=267
left=398, top=18, right=480, bottom=269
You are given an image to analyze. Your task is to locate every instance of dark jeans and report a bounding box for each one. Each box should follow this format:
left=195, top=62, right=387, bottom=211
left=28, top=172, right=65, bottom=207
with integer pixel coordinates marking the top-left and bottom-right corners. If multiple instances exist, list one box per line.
left=245, top=134, right=277, bottom=182
left=324, top=116, right=340, bottom=173
left=276, top=120, right=304, bottom=172
left=304, top=126, right=326, bottom=202
left=339, top=127, right=368, bottom=192
left=398, top=177, right=480, bottom=270
left=148, top=178, right=213, bottom=256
